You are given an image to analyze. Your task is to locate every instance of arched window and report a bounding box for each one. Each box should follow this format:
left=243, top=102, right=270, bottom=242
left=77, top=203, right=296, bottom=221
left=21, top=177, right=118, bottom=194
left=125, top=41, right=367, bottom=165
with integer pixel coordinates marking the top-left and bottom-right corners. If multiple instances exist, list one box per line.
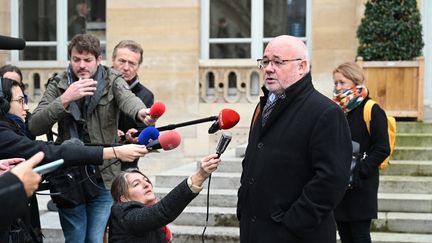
left=228, top=72, right=237, bottom=96
left=250, top=71, right=260, bottom=96
left=33, top=73, right=41, bottom=97
left=206, top=71, right=215, bottom=97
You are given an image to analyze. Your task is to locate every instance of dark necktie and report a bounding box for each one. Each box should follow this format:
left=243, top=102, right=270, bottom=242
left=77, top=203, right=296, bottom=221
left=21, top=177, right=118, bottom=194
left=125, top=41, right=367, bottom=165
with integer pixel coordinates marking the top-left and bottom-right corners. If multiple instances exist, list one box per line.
left=262, top=94, right=278, bottom=126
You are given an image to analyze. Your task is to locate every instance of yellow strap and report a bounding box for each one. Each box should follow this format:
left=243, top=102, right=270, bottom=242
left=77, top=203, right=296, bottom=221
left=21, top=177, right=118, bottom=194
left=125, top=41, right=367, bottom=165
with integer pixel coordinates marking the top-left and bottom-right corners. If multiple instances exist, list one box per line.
left=363, top=99, right=376, bottom=134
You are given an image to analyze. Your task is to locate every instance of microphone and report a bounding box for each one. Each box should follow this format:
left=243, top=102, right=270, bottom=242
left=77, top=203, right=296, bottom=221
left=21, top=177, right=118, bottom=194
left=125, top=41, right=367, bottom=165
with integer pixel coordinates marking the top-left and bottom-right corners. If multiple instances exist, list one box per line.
left=146, top=130, right=181, bottom=151
left=157, top=115, right=217, bottom=132
left=215, top=133, right=232, bottom=157
left=208, top=109, right=240, bottom=134
left=137, top=126, right=160, bottom=145
left=149, top=101, right=166, bottom=119
left=0, top=35, right=26, bottom=50
left=119, top=102, right=164, bottom=140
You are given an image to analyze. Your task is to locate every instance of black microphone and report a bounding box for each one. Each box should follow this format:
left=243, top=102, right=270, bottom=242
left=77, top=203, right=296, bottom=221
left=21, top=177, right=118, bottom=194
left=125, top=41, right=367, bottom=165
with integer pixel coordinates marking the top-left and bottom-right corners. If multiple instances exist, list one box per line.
left=215, top=133, right=232, bottom=157
left=0, top=35, right=26, bottom=50
left=208, top=121, right=220, bottom=134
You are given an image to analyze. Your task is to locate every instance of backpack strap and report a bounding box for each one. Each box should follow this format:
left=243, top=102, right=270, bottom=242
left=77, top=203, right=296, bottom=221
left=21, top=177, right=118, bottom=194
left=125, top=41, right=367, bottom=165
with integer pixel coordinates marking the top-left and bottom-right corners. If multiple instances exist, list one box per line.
left=363, top=99, right=377, bottom=135
left=251, top=102, right=261, bottom=128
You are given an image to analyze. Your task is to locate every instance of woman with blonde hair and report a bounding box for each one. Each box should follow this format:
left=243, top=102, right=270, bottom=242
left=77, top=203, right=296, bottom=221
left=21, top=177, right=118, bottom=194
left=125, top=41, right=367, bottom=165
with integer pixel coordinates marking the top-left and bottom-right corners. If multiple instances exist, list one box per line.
left=332, top=62, right=390, bottom=243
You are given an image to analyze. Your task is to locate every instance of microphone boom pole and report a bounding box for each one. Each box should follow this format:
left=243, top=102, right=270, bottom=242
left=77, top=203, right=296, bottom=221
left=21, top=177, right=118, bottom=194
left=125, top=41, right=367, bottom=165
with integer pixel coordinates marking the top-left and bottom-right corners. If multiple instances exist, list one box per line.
left=157, top=116, right=218, bottom=131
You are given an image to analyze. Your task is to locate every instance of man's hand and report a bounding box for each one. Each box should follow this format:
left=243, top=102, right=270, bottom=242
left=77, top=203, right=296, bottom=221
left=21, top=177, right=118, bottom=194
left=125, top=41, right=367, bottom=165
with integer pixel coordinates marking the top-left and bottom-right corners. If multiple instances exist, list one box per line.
left=0, top=158, right=25, bottom=175
left=117, top=129, right=125, bottom=141
left=118, top=128, right=138, bottom=144
left=137, top=108, right=158, bottom=126
left=10, top=152, right=44, bottom=197
left=60, top=78, right=97, bottom=108
left=125, top=128, right=138, bottom=143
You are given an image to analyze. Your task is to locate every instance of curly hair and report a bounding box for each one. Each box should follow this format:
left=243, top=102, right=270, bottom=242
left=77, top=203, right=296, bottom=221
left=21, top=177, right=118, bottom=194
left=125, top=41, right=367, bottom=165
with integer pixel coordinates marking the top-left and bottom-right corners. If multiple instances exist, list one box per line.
left=68, top=34, right=102, bottom=59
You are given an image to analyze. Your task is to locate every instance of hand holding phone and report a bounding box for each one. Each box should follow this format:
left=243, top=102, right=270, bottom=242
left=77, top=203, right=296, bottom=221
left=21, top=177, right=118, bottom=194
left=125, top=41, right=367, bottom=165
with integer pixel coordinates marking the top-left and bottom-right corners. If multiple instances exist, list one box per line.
left=33, top=159, right=64, bottom=175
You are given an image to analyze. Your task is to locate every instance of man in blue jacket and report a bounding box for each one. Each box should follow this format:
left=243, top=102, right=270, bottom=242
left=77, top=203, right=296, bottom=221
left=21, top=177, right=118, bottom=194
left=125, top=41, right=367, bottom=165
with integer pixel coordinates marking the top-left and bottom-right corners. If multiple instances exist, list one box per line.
left=237, top=35, right=352, bottom=243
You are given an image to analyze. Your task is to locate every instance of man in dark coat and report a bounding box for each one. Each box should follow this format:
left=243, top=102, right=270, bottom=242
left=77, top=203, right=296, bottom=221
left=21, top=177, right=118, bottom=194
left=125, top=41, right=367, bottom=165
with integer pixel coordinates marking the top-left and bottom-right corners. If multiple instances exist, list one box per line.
left=237, top=35, right=352, bottom=243
left=112, top=40, right=154, bottom=169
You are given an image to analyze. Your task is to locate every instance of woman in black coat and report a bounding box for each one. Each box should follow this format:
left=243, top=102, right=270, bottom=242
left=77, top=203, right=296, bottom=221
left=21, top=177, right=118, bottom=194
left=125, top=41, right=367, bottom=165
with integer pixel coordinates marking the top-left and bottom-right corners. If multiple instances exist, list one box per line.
left=332, top=62, right=390, bottom=243
left=109, top=153, right=221, bottom=243
left=0, top=78, right=148, bottom=243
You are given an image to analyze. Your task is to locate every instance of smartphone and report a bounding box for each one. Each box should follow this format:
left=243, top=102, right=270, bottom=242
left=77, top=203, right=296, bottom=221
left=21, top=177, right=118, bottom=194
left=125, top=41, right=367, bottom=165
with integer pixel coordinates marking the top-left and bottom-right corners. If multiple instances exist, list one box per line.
left=33, top=159, right=64, bottom=175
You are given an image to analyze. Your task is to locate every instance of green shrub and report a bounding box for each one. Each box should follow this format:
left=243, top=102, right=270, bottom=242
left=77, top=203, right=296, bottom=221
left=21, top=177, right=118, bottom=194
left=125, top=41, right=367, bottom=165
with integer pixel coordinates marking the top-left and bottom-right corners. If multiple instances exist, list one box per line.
left=357, top=0, right=424, bottom=61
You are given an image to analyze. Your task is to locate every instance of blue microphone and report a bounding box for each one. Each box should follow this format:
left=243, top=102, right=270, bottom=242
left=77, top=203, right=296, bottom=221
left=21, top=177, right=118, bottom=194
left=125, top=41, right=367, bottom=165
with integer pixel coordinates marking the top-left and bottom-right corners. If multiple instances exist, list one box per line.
left=137, top=126, right=160, bottom=145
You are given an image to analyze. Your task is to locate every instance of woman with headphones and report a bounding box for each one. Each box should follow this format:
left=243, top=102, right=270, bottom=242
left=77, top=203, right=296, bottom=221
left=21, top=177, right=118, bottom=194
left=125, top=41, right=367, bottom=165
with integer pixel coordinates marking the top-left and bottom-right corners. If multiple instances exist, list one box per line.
left=0, top=64, right=34, bottom=140
left=0, top=77, right=149, bottom=243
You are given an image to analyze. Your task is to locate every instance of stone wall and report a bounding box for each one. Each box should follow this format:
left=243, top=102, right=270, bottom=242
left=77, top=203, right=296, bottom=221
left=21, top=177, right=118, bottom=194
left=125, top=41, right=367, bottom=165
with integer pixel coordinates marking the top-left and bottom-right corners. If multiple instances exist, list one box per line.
left=0, top=0, right=375, bottom=157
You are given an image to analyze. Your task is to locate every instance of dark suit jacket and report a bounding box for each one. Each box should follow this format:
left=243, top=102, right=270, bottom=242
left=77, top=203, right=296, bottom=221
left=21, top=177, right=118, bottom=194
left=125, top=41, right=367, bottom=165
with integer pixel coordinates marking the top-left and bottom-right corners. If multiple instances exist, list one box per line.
left=118, top=80, right=154, bottom=133
left=237, top=73, right=352, bottom=243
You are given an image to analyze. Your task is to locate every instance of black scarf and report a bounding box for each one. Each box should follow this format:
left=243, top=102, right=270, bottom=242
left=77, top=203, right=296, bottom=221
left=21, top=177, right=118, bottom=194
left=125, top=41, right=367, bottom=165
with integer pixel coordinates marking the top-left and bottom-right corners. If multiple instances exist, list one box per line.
left=66, top=65, right=105, bottom=139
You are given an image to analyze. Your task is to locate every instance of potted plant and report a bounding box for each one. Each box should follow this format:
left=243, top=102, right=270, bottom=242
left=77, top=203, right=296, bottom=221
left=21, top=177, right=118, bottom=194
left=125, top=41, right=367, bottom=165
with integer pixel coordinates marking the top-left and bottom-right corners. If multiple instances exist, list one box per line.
left=356, top=0, right=424, bottom=120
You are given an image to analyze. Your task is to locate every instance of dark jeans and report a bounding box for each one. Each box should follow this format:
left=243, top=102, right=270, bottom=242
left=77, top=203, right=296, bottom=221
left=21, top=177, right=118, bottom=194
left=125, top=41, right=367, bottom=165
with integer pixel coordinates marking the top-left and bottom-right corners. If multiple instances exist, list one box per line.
left=336, top=219, right=372, bottom=243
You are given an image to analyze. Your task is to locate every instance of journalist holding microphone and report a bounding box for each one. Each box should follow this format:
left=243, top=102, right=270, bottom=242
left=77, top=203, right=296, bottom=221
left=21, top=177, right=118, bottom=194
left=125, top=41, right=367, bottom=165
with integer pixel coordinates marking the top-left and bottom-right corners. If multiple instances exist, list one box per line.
left=28, top=34, right=157, bottom=243
left=109, top=153, right=221, bottom=243
left=0, top=77, right=149, bottom=242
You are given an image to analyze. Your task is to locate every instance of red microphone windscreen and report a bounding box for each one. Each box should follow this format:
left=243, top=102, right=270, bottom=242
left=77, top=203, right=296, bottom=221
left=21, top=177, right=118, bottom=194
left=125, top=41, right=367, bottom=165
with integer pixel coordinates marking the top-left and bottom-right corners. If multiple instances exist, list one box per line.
left=218, top=109, right=240, bottom=129
left=158, top=130, right=181, bottom=150
left=149, top=102, right=166, bottom=118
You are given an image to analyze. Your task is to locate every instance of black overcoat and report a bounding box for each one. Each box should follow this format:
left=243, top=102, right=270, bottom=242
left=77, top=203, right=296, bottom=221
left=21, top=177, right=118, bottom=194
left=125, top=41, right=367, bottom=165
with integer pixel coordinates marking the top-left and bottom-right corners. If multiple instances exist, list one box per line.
left=334, top=97, right=390, bottom=221
left=237, top=73, right=352, bottom=243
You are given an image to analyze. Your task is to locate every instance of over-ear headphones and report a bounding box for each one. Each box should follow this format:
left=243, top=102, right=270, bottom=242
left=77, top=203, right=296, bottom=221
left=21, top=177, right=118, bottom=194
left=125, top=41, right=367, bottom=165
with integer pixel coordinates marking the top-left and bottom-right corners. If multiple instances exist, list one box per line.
left=0, top=77, right=11, bottom=117
left=0, top=77, right=4, bottom=97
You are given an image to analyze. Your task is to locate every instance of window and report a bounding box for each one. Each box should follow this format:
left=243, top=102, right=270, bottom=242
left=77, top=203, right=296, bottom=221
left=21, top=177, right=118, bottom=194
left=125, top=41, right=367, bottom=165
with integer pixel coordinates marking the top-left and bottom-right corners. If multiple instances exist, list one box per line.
left=201, top=0, right=311, bottom=59
left=10, top=0, right=106, bottom=61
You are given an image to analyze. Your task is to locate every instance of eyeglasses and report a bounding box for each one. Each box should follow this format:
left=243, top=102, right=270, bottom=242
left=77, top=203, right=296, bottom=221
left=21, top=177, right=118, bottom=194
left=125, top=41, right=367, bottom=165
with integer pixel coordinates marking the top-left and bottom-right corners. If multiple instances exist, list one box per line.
left=257, top=58, right=302, bottom=69
left=11, top=95, right=28, bottom=107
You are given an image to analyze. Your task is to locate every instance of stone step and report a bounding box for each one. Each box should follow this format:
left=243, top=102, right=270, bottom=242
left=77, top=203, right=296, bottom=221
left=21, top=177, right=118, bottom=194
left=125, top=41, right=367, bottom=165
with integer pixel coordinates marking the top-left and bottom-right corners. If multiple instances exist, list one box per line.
left=157, top=169, right=432, bottom=193
left=215, top=159, right=432, bottom=176
left=391, top=147, right=432, bottom=161
left=155, top=162, right=241, bottom=189
left=155, top=187, right=238, bottom=207
left=396, top=122, right=432, bottom=134
left=40, top=223, right=432, bottom=243
left=373, top=212, right=432, bottom=234
left=229, top=144, right=432, bottom=163
left=169, top=225, right=239, bottom=243
left=235, top=144, right=247, bottom=158
left=396, top=133, right=432, bottom=147
left=379, top=176, right=432, bottom=194
left=354, top=232, right=432, bottom=243
left=155, top=188, right=432, bottom=213
left=169, top=225, right=432, bottom=243
left=380, top=161, right=432, bottom=176
left=378, top=193, right=432, bottom=213
left=172, top=206, right=432, bottom=234
left=173, top=206, right=237, bottom=227
left=216, top=157, right=242, bottom=173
